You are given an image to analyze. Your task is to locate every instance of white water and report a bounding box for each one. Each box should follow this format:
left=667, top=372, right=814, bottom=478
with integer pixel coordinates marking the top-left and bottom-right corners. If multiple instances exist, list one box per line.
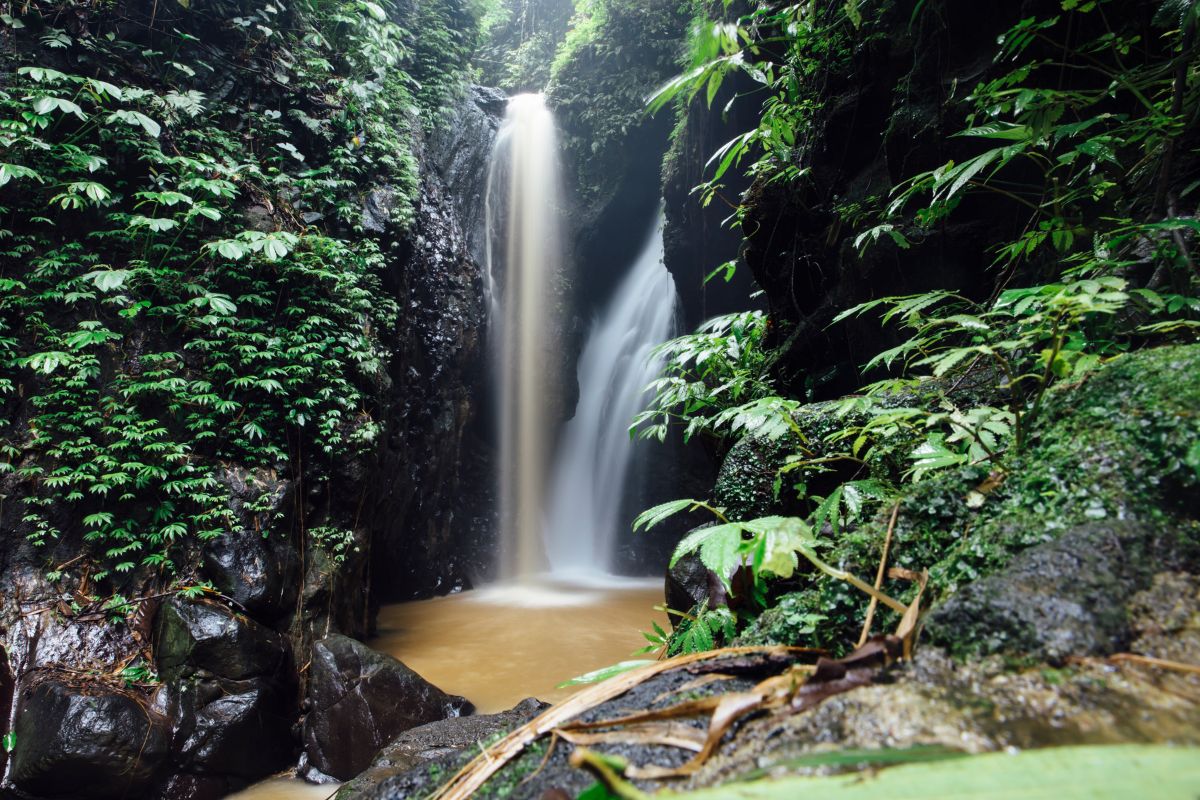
left=544, top=211, right=677, bottom=576
left=484, top=94, right=563, bottom=581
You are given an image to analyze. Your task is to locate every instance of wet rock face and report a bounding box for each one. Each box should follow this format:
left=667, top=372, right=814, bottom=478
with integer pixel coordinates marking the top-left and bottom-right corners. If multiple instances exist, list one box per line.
left=156, top=598, right=290, bottom=681
left=925, top=521, right=1184, bottom=662
left=9, top=678, right=170, bottom=799
left=731, top=2, right=1026, bottom=398
left=429, top=84, right=507, bottom=261
left=201, top=467, right=299, bottom=620
left=367, top=159, right=492, bottom=600
left=302, top=634, right=473, bottom=781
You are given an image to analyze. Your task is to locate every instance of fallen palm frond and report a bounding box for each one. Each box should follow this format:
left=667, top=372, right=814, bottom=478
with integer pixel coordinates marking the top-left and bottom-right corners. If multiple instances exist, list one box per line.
left=557, top=722, right=708, bottom=752
left=427, top=646, right=817, bottom=800
left=653, top=673, right=737, bottom=704
left=1107, top=653, right=1200, bottom=675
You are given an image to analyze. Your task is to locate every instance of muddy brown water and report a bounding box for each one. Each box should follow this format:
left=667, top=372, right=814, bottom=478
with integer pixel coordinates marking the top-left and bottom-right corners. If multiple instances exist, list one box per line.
left=374, top=578, right=667, bottom=713
left=225, top=778, right=335, bottom=800
left=231, top=579, right=666, bottom=798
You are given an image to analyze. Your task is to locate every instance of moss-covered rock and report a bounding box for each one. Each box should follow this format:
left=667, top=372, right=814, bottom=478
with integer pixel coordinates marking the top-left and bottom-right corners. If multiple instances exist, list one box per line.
left=748, top=344, right=1200, bottom=655
left=713, top=435, right=798, bottom=521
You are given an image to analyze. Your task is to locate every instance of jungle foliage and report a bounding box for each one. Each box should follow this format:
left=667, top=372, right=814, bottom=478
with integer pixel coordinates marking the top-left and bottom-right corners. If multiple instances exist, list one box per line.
left=0, top=0, right=482, bottom=599
left=635, top=0, right=1200, bottom=655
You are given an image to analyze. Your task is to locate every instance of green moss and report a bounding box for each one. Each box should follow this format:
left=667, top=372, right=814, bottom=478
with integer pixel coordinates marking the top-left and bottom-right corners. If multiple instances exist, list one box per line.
left=734, top=593, right=826, bottom=647
left=545, top=0, right=688, bottom=206
left=476, top=740, right=549, bottom=799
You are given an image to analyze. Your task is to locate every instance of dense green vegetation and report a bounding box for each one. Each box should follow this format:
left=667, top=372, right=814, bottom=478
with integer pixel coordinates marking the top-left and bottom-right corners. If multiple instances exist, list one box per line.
left=0, top=0, right=484, bottom=597
left=635, top=0, right=1200, bottom=655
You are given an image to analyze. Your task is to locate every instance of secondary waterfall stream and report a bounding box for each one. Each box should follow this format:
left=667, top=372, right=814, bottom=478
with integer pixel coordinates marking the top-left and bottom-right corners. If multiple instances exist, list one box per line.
left=545, top=212, right=676, bottom=575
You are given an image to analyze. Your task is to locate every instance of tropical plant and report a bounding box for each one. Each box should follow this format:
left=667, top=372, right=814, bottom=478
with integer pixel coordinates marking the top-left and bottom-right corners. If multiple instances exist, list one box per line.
left=0, top=0, right=476, bottom=598
left=632, top=310, right=774, bottom=442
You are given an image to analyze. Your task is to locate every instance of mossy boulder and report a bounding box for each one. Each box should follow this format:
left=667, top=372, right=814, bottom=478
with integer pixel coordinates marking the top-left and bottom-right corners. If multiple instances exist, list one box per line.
left=713, top=435, right=797, bottom=521
left=749, top=344, right=1200, bottom=655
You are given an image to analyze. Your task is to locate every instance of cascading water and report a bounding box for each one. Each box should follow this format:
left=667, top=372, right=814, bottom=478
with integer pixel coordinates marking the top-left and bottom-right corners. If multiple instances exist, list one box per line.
left=485, top=94, right=677, bottom=586
left=484, top=94, right=563, bottom=582
left=544, top=212, right=677, bottom=576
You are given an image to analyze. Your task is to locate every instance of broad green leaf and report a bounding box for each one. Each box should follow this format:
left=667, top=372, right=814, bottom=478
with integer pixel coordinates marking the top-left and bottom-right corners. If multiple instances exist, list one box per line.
left=676, top=745, right=1200, bottom=800
left=0, top=163, right=44, bottom=186
left=83, top=269, right=130, bottom=292
left=32, top=96, right=86, bottom=119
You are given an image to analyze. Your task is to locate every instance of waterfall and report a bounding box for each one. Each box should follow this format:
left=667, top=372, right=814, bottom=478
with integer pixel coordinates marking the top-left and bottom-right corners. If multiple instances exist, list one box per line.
left=484, top=94, right=563, bottom=581
left=544, top=211, right=677, bottom=577
left=484, top=94, right=677, bottom=586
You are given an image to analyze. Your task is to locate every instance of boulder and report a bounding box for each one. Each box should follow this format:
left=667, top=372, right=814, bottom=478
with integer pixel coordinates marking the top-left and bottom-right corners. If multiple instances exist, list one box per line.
left=9, top=678, right=169, bottom=799
left=302, top=635, right=472, bottom=780
left=925, top=520, right=1183, bottom=661
left=336, top=697, right=548, bottom=798
left=171, top=680, right=294, bottom=780
left=665, top=550, right=722, bottom=627
left=155, top=597, right=289, bottom=681
left=361, top=186, right=399, bottom=234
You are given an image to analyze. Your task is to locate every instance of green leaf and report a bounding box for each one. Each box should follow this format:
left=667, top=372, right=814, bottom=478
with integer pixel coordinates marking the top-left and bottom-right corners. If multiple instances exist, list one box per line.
left=32, top=96, right=86, bottom=119
left=0, top=163, right=44, bottom=187
left=556, top=660, right=655, bottom=688
left=204, top=293, right=237, bottom=315
left=106, top=109, right=161, bottom=138
left=18, top=66, right=70, bottom=83
left=128, top=216, right=177, bottom=233
left=83, top=269, right=131, bottom=292
left=677, top=745, right=1200, bottom=800
left=633, top=498, right=699, bottom=532
left=955, top=123, right=1033, bottom=141
left=360, top=1, right=386, bottom=21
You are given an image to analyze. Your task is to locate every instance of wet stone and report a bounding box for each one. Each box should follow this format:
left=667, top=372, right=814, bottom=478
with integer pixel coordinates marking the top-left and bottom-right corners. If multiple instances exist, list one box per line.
left=337, top=697, right=549, bottom=798
left=924, top=520, right=1183, bottom=661
left=155, top=597, right=289, bottom=681
left=302, top=634, right=473, bottom=781
left=9, top=677, right=170, bottom=799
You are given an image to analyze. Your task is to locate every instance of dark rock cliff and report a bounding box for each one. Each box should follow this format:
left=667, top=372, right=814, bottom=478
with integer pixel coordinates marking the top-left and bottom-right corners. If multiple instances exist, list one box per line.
left=366, top=95, right=500, bottom=600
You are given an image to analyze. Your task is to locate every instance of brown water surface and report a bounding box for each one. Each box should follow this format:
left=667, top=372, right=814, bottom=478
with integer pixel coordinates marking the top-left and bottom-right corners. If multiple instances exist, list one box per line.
left=226, top=777, right=337, bottom=800
left=373, top=578, right=666, bottom=713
